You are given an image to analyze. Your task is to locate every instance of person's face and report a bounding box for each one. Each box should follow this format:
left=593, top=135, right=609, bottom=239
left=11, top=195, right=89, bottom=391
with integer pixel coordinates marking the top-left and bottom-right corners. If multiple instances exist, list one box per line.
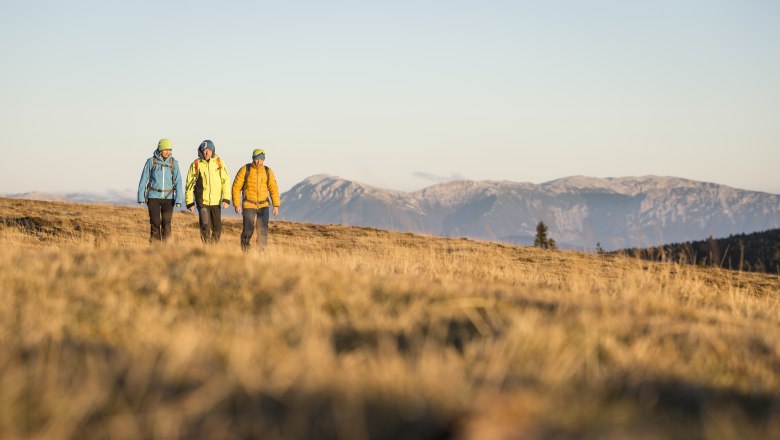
left=161, top=150, right=171, bottom=158
left=253, top=158, right=264, bottom=167
left=202, top=149, right=213, bottom=160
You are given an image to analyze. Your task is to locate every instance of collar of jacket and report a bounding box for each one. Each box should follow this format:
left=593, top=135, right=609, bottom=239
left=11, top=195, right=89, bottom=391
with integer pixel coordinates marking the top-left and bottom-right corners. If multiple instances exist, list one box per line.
left=153, top=150, right=172, bottom=162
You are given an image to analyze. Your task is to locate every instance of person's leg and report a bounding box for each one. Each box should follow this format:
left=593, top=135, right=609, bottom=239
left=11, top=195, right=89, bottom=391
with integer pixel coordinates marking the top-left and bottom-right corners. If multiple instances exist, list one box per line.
left=147, top=199, right=162, bottom=241
left=160, top=200, right=174, bottom=241
left=256, top=206, right=270, bottom=248
left=211, top=205, right=223, bottom=243
left=241, top=208, right=257, bottom=251
left=198, top=206, right=211, bottom=243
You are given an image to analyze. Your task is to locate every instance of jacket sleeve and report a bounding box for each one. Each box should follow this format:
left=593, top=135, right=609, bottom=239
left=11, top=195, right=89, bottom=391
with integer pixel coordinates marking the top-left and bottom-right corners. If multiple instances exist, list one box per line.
left=231, top=166, right=245, bottom=208
left=220, top=163, right=231, bottom=205
left=137, top=159, right=152, bottom=203
left=173, top=160, right=185, bottom=206
left=268, top=167, right=281, bottom=207
left=185, top=161, right=198, bottom=208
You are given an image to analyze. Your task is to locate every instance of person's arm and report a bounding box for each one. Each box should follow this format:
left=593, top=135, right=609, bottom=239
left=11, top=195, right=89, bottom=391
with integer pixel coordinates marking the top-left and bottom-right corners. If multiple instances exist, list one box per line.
left=185, top=161, right=197, bottom=211
left=137, top=159, right=151, bottom=204
left=231, top=166, right=245, bottom=213
left=268, top=167, right=281, bottom=216
left=220, top=163, right=231, bottom=208
left=173, top=160, right=184, bottom=207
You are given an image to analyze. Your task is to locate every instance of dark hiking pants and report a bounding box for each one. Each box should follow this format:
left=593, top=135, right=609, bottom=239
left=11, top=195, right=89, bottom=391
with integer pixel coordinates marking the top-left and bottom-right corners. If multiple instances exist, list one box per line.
left=148, top=198, right=174, bottom=241
left=241, top=207, right=270, bottom=251
left=198, top=205, right=222, bottom=244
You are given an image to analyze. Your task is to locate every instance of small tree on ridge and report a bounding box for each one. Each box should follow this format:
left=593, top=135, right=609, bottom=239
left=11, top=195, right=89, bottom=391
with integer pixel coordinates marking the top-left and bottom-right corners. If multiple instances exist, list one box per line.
left=534, top=221, right=557, bottom=250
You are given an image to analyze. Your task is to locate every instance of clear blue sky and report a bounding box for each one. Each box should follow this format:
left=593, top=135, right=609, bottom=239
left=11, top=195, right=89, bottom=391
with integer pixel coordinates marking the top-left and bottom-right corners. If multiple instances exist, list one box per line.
left=1, top=0, right=778, bottom=194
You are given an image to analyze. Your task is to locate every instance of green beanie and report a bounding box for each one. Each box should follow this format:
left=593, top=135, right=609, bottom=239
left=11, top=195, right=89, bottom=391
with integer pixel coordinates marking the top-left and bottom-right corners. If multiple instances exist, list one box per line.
left=158, top=138, right=172, bottom=151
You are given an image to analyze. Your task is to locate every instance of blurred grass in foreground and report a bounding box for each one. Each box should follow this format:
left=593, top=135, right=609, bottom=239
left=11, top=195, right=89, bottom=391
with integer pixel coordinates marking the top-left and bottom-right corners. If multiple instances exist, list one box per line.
left=0, top=197, right=779, bottom=439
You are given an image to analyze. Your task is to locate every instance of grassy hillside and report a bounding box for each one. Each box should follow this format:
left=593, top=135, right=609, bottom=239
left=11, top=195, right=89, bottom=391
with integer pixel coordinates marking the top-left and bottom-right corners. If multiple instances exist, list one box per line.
left=1, top=197, right=779, bottom=439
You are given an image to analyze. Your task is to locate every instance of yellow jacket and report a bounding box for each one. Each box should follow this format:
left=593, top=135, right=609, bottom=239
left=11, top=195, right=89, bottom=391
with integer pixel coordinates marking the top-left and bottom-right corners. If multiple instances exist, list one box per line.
left=231, top=164, right=281, bottom=209
left=185, top=157, right=231, bottom=207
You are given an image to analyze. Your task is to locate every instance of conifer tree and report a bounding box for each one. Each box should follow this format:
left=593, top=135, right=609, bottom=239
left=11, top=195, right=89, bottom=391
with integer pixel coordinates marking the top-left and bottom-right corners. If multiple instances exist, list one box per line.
left=534, top=221, right=557, bottom=249
left=534, top=221, right=548, bottom=248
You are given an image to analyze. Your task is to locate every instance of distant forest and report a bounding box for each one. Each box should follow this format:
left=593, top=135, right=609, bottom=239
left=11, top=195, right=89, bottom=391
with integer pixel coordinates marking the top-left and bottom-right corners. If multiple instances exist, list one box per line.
left=615, top=229, right=780, bottom=274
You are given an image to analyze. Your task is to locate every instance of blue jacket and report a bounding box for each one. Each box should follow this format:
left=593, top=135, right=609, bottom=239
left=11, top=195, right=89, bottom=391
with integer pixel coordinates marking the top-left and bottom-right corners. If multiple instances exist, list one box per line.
left=137, top=150, right=184, bottom=205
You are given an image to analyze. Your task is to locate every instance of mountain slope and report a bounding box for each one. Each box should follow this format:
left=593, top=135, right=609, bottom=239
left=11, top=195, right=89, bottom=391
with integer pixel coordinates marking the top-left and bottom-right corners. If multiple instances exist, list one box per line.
left=280, top=175, right=780, bottom=250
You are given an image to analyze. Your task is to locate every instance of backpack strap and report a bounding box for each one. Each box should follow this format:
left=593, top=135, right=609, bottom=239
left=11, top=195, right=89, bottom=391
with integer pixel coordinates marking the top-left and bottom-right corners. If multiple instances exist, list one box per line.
left=265, top=166, right=272, bottom=205
left=240, top=165, right=273, bottom=205
left=242, top=164, right=251, bottom=191
left=244, top=165, right=270, bottom=188
left=193, top=159, right=199, bottom=173
left=144, top=157, right=156, bottom=199
left=148, top=186, right=175, bottom=195
left=170, top=157, right=178, bottom=200
left=148, top=156, right=175, bottom=196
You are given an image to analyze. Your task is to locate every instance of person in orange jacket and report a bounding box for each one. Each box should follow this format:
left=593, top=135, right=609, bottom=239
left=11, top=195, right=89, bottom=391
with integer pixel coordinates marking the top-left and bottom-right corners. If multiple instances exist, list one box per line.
left=231, top=148, right=281, bottom=251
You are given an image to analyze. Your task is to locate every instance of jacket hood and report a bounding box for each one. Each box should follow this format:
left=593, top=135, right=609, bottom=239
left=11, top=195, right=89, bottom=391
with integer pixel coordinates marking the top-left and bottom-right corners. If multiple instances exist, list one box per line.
left=198, top=150, right=217, bottom=160
left=197, top=140, right=216, bottom=160
left=197, top=151, right=220, bottom=161
left=153, top=149, right=173, bottom=162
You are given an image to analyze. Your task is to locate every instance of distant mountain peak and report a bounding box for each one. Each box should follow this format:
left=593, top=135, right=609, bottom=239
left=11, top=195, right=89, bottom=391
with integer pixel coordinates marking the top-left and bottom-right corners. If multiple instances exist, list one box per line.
left=279, top=174, right=780, bottom=250
left=539, top=175, right=731, bottom=196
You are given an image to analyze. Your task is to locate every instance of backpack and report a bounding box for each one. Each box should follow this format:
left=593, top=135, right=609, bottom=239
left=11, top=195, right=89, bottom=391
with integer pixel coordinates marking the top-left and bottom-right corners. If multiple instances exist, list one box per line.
left=241, top=164, right=271, bottom=204
left=145, top=156, right=177, bottom=198
left=193, top=157, right=223, bottom=173
left=193, top=157, right=223, bottom=207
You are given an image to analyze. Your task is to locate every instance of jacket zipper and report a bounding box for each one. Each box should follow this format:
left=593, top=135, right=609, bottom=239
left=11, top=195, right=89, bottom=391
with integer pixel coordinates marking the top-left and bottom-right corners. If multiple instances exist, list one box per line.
left=207, top=159, right=212, bottom=205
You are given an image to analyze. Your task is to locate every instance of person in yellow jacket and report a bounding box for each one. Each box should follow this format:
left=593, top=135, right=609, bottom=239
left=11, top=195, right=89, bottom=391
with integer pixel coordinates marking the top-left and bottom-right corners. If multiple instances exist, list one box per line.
left=231, top=148, right=281, bottom=251
left=185, top=140, right=231, bottom=243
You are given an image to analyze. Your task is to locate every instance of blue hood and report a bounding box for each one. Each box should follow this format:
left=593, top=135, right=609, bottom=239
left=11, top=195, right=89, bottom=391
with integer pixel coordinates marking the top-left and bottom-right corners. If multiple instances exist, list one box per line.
left=153, top=149, right=173, bottom=163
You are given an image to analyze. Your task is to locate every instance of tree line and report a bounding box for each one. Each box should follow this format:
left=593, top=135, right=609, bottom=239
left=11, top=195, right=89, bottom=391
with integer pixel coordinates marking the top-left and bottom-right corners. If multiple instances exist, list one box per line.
left=614, top=229, right=780, bottom=274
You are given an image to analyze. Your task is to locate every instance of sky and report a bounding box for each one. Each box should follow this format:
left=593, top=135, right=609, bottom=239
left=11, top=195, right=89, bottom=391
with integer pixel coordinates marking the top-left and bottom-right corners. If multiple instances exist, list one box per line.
left=1, top=0, right=778, bottom=195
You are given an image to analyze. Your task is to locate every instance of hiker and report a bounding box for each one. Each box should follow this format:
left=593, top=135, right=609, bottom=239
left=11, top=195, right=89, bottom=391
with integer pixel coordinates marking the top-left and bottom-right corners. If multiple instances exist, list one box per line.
left=231, top=148, right=281, bottom=251
left=137, top=138, right=184, bottom=242
left=185, top=140, right=231, bottom=243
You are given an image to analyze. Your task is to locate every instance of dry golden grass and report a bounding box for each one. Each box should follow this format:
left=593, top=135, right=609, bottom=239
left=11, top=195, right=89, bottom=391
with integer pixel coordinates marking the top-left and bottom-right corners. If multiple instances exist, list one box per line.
left=1, top=197, right=779, bottom=439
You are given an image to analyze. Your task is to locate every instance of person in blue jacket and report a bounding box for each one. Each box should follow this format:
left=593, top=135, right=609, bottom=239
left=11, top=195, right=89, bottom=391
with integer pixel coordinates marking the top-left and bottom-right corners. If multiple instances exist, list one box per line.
left=137, top=139, right=184, bottom=242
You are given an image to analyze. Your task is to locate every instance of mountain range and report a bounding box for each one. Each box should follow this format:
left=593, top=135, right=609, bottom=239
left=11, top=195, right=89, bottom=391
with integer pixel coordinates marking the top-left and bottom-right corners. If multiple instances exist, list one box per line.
left=278, top=175, right=780, bottom=250
left=4, top=189, right=138, bottom=206
left=6, top=175, right=779, bottom=250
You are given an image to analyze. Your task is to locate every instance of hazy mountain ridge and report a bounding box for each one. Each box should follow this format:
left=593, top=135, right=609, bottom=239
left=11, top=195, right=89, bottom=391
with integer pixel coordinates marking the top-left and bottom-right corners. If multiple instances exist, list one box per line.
left=6, top=175, right=778, bottom=250
left=4, top=189, right=138, bottom=206
left=280, top=175, right=780, bottom=250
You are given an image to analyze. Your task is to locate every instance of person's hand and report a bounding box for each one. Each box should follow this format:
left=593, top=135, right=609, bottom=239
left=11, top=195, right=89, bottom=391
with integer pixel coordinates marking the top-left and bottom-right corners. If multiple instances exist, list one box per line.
left=235, top=206, right=242, bottom=214
left=222, top=201, right=229, bottom=209
left=188, top=206, right=195, bottom=213
left=272, top=206, right=279, bottom=216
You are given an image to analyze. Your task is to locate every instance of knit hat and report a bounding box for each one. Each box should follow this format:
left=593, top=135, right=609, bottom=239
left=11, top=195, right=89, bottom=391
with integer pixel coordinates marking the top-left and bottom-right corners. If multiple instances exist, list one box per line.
left=252, top=148, right=265, bottom=160
left=157, top=138, right=172, bottom=151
